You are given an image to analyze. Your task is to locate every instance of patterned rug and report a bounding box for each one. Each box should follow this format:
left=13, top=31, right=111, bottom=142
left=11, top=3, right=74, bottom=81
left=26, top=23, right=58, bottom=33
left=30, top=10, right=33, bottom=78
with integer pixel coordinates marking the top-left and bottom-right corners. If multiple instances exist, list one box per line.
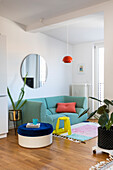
left=53, top=122, right=99, bottom=143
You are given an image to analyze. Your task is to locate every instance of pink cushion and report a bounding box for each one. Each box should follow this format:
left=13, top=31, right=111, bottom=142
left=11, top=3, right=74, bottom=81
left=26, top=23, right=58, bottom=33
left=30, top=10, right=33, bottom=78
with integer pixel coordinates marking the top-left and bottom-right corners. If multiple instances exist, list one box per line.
left=56, top=102, right=76, bottom=113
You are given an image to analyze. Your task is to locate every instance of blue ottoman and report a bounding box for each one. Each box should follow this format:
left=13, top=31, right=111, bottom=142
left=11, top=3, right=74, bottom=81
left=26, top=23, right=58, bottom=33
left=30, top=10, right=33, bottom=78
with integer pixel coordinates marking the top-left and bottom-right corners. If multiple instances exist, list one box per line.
left=17, top=123, right=53, bottom=148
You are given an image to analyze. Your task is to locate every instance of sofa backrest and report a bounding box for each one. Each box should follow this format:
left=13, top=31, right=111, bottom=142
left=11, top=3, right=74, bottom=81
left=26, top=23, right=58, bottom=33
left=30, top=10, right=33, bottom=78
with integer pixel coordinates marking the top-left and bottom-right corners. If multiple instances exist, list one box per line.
left=28, top=98, right=47, bottom=108
left=64, top=96, right=87, bottom=109
left=45, top=96, right=65, bottom=108
left=27, top=96, right=87, bottom=115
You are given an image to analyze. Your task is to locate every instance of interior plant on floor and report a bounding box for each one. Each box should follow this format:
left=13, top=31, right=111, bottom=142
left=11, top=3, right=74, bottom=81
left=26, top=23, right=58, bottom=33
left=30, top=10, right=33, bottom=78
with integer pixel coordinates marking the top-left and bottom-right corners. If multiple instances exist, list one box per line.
left=7, top=74, right=27, bottom=124
left=79, top=97, right=113, bottom=149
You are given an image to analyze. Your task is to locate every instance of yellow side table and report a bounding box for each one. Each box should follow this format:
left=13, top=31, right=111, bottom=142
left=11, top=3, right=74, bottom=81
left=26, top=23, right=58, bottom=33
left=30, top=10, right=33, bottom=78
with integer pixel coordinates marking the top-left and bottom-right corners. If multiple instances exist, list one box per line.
left=53, top=117, right=71, bottom=135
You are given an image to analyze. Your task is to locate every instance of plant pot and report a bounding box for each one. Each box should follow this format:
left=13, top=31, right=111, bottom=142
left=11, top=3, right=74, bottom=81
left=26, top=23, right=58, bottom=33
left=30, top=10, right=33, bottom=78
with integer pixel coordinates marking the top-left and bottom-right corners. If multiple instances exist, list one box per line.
left=9, top=110, right=22, bottom=121
left=98, top=126, right=113, bottom=150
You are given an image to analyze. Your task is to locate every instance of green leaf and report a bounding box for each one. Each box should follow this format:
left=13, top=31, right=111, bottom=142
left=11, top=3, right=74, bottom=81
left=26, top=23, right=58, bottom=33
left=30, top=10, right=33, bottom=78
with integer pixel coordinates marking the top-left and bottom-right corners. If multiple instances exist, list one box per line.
left=15, top=91, right=25, bottom=109
left=105, top=109, right=109, bottom=113
left=110, top=112, right=113, bottom=122
left=105, top=119, right=112, bottom=130
left=7, top=73, right=27, bottom=110
left=78, top=108, right=90, bottom=118
left=18, top=100, right=27, bottom=110
left=7, top=87, right=15, bottom=110
left=15, top=73, right=27, bottom=109
left=98, top=113, right=109, bottom=128
left=97, top=105, right=107, bottom=114
left=104, top=99, right=113, bottom=106
left=89, top=97, right=102, bottom=103
left=88, top=110, right=97, bottom=119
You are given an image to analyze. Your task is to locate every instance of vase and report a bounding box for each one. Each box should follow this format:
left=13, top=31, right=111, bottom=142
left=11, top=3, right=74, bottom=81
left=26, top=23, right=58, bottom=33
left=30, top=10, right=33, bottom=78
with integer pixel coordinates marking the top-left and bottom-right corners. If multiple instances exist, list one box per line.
left=98, top=126, right=113, bottom=150
left=9, top=110, right=22, bottom=121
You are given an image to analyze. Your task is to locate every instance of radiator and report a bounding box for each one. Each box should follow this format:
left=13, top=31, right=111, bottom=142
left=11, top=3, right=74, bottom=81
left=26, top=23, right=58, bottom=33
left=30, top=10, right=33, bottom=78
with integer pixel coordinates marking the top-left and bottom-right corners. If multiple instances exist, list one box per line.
left=71, top=83, right=93, bottom=112
left=72, top=84, right=88, bottom=97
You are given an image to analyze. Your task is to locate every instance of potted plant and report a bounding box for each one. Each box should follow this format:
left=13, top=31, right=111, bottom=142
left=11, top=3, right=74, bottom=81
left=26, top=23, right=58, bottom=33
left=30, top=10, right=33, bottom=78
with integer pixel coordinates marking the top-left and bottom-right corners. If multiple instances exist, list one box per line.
left=7, top=74, right=27, bottom=122
left=79, top=97, right=113, bottom=150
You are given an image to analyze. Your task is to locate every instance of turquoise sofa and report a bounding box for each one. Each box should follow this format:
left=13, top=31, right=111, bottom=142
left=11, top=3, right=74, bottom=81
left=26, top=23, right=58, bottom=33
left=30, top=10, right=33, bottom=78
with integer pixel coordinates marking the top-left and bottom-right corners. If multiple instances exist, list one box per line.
left=21, top=96, right=88, bottom=130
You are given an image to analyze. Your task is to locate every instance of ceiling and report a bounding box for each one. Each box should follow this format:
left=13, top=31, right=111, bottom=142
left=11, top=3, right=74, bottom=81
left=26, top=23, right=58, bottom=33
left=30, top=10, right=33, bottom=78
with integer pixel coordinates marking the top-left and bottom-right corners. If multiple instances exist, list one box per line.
left=40, top=12, right=104, bottom=45
left=0, top=0, right=108, bottom=31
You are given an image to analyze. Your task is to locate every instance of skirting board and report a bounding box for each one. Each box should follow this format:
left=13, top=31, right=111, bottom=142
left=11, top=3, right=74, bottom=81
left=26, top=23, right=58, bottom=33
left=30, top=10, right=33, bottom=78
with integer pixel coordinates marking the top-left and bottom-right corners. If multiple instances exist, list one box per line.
left=0, top=133, right=7, bottom=139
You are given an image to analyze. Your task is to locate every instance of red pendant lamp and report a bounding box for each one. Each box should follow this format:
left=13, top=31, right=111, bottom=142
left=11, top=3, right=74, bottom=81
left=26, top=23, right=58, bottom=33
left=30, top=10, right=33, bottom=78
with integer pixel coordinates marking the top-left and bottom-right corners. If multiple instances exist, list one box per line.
left=63, top=25, right=73, bottom=63
left=63, top=56, right=72, bottom=63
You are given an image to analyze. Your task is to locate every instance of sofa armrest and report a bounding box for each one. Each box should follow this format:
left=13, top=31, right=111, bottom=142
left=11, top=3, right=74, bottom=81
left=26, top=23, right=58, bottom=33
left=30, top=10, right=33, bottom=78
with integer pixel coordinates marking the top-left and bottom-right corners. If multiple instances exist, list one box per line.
left=82, top=97, right=88, bottom=109
left=21, top=101, right=46, bottom=123
left=64, top=96, right=88, bottom=109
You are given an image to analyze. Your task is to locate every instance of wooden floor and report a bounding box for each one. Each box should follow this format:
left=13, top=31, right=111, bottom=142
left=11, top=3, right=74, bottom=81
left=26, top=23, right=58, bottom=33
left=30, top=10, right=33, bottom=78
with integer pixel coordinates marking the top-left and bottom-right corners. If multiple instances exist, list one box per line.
left=0, top=128, right=108, bottom=170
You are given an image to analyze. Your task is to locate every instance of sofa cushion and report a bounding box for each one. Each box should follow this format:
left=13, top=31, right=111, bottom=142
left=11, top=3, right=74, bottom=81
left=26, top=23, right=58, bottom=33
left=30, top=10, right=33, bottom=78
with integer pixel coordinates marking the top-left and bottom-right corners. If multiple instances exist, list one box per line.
left=56, top=102, right=76, bottom=113
left=48, top=107, right=84, bottom=116
left=49, top=107, right=83, bottom=115
left=28, top=98, right=47, bottom=108
left=45, top=96, right=65, bottom=108
left=45, top=114, right=66, bottom=130
left=46, top=109, right=52, bottom=115
left=49, top=108, right=56, bottom=114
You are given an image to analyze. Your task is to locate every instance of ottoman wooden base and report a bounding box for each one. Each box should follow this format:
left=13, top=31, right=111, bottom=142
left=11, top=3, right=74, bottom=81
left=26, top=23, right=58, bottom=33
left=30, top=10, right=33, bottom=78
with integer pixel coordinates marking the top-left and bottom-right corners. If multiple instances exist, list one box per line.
left=18, top=133, right=52, bottom=148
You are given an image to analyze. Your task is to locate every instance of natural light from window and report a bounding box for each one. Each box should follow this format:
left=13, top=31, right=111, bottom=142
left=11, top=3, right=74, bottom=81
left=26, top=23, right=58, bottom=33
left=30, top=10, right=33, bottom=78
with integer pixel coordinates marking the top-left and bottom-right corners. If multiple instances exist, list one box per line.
left=98, top=47, right=104, bottom=102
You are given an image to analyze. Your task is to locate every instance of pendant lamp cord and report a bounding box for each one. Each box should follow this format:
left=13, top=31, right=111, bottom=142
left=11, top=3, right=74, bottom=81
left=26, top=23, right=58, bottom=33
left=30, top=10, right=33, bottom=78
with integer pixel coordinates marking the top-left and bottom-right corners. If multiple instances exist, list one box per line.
left=67, top=25, right=68, bottom=55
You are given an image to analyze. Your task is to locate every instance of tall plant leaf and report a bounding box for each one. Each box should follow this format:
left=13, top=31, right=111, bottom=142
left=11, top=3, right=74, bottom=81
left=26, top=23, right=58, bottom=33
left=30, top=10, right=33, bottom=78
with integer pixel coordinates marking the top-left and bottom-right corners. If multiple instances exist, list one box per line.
left=7, top=87, right=15, bottom=110
left=97, top=105, right=107, bottom=114
left=17, top=73, right=27, bottom=101
left=88, top=110, right=97, bottom=119
left=15, top=90, right=25, bottom=109
left=98, top=112, right=109, bottom=128
left=15, top=73, right=27, bottom=109
left=18, top=100, right=27, bottom=110
left=89, top=97, right=102, bottom=103
left=105, top=120, right=113, bottom=130
left=104, top=99, right=113, bottom=106
left=78, top=108, right=90, bottom=118
left=105, top=109, right=109, bottom=113
left=110, top=112, right=113, bottom=122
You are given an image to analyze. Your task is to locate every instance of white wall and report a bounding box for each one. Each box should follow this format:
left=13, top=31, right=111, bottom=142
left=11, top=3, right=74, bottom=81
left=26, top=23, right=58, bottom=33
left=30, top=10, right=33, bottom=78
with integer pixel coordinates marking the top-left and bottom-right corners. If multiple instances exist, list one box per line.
left=104, top=2, right=113, bottom=99
left=70, top=0, right=113, bottom=100
left=71, top=0, right=113, bottom=102
left=72, top=43, right=93, bottom=110
left=0, top=16, right=72, bottom=107
left=72, top=43, right=93, bottom=85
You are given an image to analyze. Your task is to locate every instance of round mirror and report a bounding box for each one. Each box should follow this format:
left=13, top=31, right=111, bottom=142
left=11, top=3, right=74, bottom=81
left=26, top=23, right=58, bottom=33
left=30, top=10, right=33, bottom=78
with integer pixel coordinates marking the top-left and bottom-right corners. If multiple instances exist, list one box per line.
left=20, top=54, right=47, bottom=88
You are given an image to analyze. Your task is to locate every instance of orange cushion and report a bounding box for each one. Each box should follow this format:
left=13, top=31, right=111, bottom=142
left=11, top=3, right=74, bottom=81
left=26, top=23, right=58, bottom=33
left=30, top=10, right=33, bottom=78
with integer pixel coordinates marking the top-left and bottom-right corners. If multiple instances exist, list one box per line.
left=56, top=102, right=76, bottom=113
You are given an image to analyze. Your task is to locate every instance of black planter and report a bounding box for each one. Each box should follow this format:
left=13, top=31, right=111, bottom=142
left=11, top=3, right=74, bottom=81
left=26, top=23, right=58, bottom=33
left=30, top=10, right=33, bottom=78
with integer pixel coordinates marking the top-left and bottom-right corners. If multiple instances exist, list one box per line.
left=98, top=126, right=113, bottom=150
